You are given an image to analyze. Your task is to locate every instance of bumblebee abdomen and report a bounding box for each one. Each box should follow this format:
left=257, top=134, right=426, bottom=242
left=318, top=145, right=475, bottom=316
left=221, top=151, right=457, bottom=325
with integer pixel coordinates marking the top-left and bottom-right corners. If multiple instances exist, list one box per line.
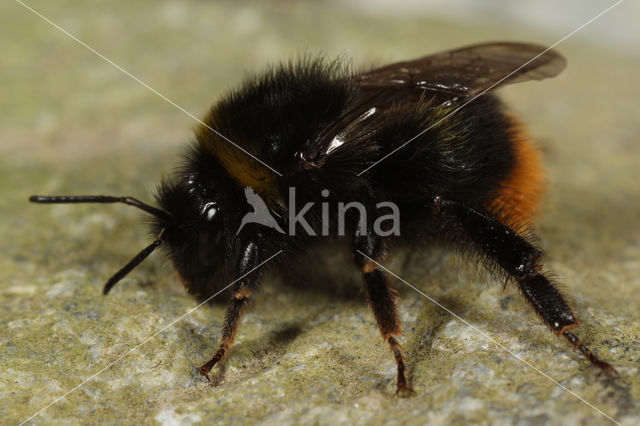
left=371, top=94, right=544, bottom=232
left=487, top=114, right=544, bottom=230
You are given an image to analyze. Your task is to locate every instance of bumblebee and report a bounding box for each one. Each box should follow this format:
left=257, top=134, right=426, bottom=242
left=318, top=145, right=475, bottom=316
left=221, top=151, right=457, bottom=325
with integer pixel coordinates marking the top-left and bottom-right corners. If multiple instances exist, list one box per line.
left=31, top=42, right=617, bottom=392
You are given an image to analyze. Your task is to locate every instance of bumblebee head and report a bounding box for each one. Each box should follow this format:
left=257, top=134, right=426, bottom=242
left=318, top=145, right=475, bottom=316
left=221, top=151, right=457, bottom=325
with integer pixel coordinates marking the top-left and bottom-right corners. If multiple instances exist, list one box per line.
left=29, top=168, right=235, bottom=296
left=152, top=173, right=231, bottom=295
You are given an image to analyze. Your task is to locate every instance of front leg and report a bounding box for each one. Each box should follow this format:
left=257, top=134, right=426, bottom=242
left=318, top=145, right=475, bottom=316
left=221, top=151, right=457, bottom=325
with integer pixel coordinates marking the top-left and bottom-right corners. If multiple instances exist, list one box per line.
left=199, top=241, right=263, bottom=380
left=353, top=229, right=411, bottom=394
left=439, top=199, right=617, bottom=377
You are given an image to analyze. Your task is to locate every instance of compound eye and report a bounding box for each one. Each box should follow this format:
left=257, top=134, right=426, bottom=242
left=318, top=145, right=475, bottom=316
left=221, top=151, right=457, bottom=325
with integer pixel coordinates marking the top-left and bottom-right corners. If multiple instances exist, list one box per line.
left=199, top=202, right=223, bottom=266
left=202, top=202, right=219, bottom=222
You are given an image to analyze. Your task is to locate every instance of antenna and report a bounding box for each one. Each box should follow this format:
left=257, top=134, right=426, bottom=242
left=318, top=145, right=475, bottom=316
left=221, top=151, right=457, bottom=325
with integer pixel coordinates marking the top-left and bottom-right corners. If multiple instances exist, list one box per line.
left=30, top=194, right=170, bottom=294
left=102, top=234, right=163, bottom=294
left=29, top=195, right=170, bottom=220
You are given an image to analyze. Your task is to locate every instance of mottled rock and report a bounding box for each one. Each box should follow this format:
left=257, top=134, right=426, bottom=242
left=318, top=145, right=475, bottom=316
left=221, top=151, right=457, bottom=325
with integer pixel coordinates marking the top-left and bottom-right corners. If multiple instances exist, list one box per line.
left=2, top=1, right=638, bottom=425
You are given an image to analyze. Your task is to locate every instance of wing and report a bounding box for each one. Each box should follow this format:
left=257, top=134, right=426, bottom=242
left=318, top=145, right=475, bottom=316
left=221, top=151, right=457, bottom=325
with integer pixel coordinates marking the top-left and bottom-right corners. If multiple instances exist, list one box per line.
left=357, top=41, right=566, bottom=96
left=297, top=42, right=565, bottom=169
left=295, top=89, right=409, bottom=169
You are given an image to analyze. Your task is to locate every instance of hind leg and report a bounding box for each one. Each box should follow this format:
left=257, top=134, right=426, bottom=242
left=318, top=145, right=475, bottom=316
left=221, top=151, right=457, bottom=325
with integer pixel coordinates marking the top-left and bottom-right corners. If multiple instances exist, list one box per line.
left=439, top=199, right=617, bottom=377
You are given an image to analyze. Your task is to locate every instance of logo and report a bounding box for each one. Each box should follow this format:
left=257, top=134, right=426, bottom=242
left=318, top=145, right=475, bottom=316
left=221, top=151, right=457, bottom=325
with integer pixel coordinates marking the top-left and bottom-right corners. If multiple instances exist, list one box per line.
left=236, top=187, right=400, bottom=237
left=236, top=187, right=285, bottom=235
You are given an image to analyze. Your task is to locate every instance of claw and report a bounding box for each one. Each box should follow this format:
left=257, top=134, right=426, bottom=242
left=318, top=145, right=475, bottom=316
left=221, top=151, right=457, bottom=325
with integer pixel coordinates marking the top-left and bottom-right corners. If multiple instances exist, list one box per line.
left=396, top=382, right=415, bottom=396
left=198, top=365, right=212, bottom=381
left=198, top=346, right=226, bottom=382
left=595, top=360, right=619, bottom=379
left=395, top=358, right=414, bottom=396
left=198, top=358, right=217, bottom=381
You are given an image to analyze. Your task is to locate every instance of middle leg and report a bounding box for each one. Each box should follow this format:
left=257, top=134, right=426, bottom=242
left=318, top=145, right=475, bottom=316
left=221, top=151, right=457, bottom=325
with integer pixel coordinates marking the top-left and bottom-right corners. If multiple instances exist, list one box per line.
left=354, top=232, right=411, bottom=393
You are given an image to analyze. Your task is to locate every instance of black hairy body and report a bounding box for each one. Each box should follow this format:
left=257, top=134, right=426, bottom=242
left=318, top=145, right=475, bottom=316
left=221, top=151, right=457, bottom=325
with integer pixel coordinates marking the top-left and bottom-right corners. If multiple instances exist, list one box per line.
left=31, top=42, right=617, bottom=392
left=157, top=58, right=517, bottom=293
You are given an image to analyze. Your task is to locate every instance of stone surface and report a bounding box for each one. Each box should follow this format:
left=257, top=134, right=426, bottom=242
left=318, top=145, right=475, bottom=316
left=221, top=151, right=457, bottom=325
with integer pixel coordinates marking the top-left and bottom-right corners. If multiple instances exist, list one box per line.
left=1, top=1, right=639, bottom=425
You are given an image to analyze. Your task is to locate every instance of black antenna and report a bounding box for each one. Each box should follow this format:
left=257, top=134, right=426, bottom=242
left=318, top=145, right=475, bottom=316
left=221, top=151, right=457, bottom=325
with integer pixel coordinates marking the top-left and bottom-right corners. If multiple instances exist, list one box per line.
left=29, top=195, right=170, bottom=220
left=30, top=194, right=170, bottom=294
left=102, top=234, right=163, bottom=295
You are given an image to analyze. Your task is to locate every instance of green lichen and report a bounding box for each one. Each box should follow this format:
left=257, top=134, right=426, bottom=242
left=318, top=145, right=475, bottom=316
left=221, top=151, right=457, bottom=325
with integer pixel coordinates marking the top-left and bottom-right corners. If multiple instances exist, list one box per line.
left=2, top=1, right=639, bottom=425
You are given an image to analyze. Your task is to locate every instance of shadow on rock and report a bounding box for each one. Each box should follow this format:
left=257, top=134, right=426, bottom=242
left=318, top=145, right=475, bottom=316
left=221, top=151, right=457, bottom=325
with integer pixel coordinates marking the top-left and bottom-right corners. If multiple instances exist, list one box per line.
left=201, top=321, right=307, bottom=387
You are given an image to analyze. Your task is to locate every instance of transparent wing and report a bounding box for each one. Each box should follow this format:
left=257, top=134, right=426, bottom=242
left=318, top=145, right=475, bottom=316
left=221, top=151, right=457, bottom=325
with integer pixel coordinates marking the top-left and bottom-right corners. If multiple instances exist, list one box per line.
left=298, top=42, right=565, bottom=167
left=357, top=42, right=566, bottom=96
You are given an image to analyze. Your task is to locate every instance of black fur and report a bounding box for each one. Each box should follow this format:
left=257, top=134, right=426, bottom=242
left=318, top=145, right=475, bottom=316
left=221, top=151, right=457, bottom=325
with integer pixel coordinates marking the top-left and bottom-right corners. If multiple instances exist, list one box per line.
left=154, top=58, right=519, bottom=295
left=31, top=47, right=617, bottom=389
